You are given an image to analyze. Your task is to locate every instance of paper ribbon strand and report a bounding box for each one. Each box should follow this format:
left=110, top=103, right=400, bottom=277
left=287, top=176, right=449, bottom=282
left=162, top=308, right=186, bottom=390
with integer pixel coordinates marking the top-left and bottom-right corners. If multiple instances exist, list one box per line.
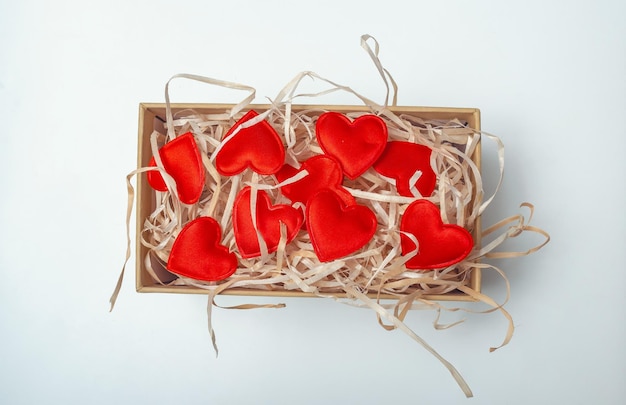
left=112, top=35, right=549, bottom=398
left=360, top=34, right=398, bottom=108
left=164, top=73, right=257, bottom=139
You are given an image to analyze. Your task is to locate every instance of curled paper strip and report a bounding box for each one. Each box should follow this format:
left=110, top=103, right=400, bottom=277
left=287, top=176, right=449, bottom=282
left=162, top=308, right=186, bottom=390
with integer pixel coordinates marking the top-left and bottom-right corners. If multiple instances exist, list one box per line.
left=112, top=35, right=550, bottom=398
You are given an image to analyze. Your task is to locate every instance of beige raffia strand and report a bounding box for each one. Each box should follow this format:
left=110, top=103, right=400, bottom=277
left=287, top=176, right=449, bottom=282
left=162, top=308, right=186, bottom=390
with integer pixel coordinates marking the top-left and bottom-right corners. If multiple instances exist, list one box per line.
left=111, top=35, right=550, bottom=398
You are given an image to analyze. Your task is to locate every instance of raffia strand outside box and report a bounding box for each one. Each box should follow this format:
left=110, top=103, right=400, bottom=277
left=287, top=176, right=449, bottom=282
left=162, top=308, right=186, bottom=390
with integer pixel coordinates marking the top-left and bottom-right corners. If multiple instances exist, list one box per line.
left=136, top=103, right=482, bottom=302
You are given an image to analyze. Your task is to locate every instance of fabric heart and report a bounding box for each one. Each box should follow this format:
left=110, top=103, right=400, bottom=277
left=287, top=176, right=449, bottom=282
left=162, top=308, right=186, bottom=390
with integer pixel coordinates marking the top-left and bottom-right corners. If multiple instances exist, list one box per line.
left=275, top=155, right=355, bottom=206
left=167, top=217, right=238, bottom=281
left=147, top=132, right=205, bottom=204
left=316, top=112, right=388, bottom=179
left=306, top=190, right=377, bottom=262
left=373, top=141, right=437, bottom=197
left=233, top=187, right=304, bottom=258
left=215, top=110, right=285, bottom=176
left=400, top=200, right=473, bottom=269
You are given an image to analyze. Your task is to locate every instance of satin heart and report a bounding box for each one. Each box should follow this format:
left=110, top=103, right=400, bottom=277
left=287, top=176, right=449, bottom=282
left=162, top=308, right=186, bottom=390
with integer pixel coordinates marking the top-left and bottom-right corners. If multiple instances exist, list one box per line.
left=147, top=132, right=205, bottom=204
left=316, top=112, right=388, bottom=179
left=373, top=141, right=436, bottom=197
left=400, top=200, right=473, bottom=269
left=306, top=190, right=377, bottom=262
left=215, top=110, right=285, bottom=176
left=274, top=155, right=355, bottom=206
left=167, top=217, right=238, bottom=281
left=233, top=187, right=304, bottom=258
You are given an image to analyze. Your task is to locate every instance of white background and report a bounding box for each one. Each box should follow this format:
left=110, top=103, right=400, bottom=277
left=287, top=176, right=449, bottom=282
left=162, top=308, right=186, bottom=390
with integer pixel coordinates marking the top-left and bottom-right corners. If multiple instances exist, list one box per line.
left=1, top=1, right=625, bottom=404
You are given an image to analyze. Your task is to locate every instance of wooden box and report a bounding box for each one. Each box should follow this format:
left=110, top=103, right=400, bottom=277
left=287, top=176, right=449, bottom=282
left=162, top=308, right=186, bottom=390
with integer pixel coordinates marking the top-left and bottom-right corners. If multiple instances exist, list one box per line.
left=135, top=103, right=482, bottom=301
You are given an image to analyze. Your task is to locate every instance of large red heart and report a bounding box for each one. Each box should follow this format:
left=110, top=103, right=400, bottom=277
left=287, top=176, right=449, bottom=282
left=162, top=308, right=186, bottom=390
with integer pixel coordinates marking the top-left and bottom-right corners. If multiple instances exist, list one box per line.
left=400, top=200, right=473, bottom=269
left=316, top=112, right=388, bottom=179
left=233, top=186, right=304, bottom=258
left=147, top=132, right=205, bottom=204
left=167, top=217, right=238, bottom=281
left=306, top=190, right=377, bottom=262
left=275, top=155, right=355, bottom=206
left=215, top=110, right=285, bottom=176
left=373, top=141, right=437, bottom=197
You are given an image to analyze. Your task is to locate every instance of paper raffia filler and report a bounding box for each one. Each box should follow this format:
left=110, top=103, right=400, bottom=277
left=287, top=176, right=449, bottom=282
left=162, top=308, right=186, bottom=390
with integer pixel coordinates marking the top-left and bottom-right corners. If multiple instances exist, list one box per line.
left=112, top=36, right=549, bottom=398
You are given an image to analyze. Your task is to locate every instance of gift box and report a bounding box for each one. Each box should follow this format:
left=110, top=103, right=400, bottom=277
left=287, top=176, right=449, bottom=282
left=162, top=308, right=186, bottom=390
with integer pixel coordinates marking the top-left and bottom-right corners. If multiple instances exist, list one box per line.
left=134, top=102, right=483, bottom=301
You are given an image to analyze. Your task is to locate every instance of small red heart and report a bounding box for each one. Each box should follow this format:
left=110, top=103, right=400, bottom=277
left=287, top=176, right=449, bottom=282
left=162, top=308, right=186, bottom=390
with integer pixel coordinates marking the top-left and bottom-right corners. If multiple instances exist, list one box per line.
left=167, top=217, right=238, bottom=281
left=274, top=155, right=355, bottom=206
left=233, top=187, right=304, bottom=258
left=306, top=190, right=377, bottom=262
left=316, top=112, right=388, bottom=179
left=400, top=200, right=473, bottom=269
left=373, top=141, right=437, bottom=197
left=147, top=132, right=205, bottom=204
left=215, top=110, right=285, bottom=176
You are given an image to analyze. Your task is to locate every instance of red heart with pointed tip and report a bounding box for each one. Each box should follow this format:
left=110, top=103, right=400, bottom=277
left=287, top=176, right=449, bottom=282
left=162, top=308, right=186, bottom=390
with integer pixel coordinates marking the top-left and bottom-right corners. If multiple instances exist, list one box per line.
left=147, top=132, right=205, bottom=204
left=306, top=190, right=377, bottom=262
left=316, top=112, right=388, bottom=179
left=373, top=141, right=436, bottom=197
left=167, top=217, right=238, bottom=281
left=275, top=155, right=355, bottom=206
left=215, top=110, right=285, bottom=176
left=400, top=200, right=473, bottom=269
left=233, top=187, right=304, bottom=258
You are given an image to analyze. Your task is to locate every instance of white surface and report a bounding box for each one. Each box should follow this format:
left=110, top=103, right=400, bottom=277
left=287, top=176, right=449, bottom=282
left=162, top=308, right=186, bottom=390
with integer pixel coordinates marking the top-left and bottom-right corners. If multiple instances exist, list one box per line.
left=1, top=1, right=625, bottom=403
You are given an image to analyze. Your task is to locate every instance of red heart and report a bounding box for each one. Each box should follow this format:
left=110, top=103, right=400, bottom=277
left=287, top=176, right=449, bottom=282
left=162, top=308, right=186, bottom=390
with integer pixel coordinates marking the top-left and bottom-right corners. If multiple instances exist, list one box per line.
left=167, top=217, right=238, bottom=281
left=316, top=112, right=388, bottom=179
left=233, top=187, right=304, bottom=258
left=373, top=141, right=437, bottom=197
left=147, top=132, right=205, bottom=204
left=274, top=155, right=355, bottom=206
left=400, top=200, right=473, bottom=269
left=215, top=110, right=285, bottom=176
left=306, top=190, right=377, bottom=262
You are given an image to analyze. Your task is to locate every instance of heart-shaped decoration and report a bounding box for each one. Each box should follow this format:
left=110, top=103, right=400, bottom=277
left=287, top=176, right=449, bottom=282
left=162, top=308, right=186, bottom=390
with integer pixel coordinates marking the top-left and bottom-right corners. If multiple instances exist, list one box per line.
left=215, top=110, right=285, bottom=176
left=275, top=155, right=355, bottom=206
left=306, top=190, right=377, bottom=262
left=373, top=141, right=437, bottom=197
left=167, top=217, right=238, bottom=281
left=316, top=112, right=388, bottom=179
left=400, top=200, right=473, bottom=269
left=233, top=187, right=304, bottom=258
left=147, top=132, right=205, bottom=204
